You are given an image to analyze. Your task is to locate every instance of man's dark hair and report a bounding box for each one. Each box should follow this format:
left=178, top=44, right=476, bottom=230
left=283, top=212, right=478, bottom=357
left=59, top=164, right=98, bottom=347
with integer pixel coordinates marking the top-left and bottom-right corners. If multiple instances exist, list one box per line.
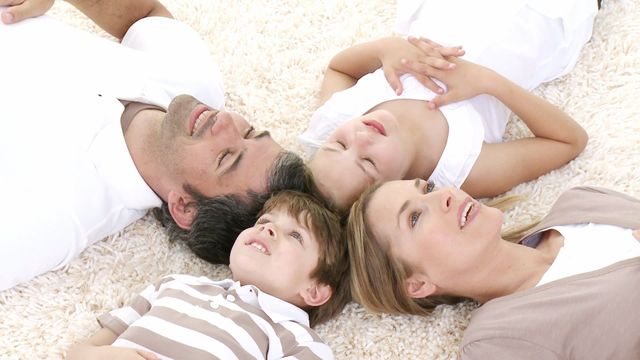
left=153, top=151, right=313, bottom=264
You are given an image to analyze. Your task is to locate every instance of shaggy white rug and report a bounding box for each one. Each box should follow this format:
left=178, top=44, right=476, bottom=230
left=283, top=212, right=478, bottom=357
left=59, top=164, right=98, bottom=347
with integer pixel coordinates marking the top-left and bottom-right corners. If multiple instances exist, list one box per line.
left=1, top=0, right=639, bottom=359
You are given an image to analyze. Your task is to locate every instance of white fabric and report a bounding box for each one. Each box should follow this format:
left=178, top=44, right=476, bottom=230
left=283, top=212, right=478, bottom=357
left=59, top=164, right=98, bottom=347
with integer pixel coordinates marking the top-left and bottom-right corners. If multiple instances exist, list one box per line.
left=0, top=14, right=224, bottom=290
left=299, top=0, right=597, bottom=187
left=537, top=223, right=640, bottom=286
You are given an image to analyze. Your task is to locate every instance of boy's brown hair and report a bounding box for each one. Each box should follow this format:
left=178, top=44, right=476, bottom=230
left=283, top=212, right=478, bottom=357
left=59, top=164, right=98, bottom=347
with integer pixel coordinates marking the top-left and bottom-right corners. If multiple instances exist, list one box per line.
left=261, top=190, right=349, bottom=327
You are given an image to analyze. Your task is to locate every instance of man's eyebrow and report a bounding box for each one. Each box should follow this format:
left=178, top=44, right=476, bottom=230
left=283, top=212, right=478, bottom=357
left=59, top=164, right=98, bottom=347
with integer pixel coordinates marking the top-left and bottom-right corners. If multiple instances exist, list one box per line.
left=396, top=179, right=422, bottom=229
left=222, top=150, right=245, bottom=176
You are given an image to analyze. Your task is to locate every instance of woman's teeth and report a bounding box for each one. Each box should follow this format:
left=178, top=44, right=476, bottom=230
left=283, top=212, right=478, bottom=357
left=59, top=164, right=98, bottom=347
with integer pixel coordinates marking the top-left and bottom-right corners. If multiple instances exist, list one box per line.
left=460, top=202, right=474, bottom=228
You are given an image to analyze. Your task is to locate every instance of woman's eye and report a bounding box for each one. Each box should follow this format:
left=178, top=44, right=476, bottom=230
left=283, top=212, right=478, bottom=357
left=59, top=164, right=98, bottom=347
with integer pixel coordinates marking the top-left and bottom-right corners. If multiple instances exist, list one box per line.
left=364, top=158, right=375, bottom=167
left=409, top=211, right=421, bottom=228
left=425, top=180, right=435, bottom=193
left=336, top=141, right=346, bottom=150
left=290, top=231, right=303, bottom=243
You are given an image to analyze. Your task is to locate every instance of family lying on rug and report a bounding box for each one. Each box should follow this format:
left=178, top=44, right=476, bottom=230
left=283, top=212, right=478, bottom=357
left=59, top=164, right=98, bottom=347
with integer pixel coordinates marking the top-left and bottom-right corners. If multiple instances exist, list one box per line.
left=2, top=0, right=638, bottom=358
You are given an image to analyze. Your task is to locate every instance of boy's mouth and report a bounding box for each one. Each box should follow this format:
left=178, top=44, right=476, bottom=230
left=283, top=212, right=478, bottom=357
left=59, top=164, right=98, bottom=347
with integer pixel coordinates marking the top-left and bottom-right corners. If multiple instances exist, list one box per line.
left=245, top=239, right=270, bottom=255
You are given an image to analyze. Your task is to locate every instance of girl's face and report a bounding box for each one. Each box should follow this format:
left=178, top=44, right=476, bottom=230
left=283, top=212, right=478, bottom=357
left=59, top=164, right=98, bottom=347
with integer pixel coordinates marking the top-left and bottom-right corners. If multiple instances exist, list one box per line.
left=310, top=110, right=414, bottom=209
left=365, top=179, right=504, bottom=296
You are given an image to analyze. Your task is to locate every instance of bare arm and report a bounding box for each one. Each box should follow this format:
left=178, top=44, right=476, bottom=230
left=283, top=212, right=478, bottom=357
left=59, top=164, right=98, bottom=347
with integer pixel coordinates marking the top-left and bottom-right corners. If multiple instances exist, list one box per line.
left=320, top=37, right=462, bottom=104
left=67, top=328, right=159, bottom=360
left=65, top=0, right=173, bottom=40
left=0, top=0, right=172, bottom=40
left=433, top=59, right=588, bottom=197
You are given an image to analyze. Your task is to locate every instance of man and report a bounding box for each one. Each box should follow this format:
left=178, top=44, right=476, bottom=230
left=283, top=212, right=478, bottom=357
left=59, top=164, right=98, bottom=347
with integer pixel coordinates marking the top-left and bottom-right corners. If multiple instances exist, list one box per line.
left=0, top=0, right=308, bottom=290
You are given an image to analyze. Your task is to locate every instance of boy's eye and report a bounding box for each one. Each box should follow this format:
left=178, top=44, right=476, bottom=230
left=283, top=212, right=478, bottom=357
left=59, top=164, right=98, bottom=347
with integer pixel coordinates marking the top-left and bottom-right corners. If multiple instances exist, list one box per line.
left=290, top=231, right=303, bottom=243
left=409, top=211, right=421, bottom=228
left=255, top=217, right=269, bottom=226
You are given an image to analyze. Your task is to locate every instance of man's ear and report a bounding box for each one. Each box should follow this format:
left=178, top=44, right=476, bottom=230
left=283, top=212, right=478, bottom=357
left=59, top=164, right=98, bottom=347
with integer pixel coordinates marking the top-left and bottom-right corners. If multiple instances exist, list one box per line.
left=167, top=190, right=198, bottom=230
left=300, top=281, right=333, bottom=307
left=405, top=273, right=437, bottom=299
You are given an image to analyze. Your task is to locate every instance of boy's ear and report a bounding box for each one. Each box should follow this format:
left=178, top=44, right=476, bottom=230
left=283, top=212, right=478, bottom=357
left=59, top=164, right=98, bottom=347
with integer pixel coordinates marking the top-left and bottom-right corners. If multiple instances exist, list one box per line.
left=167, top=190, right=198, bottom=230
left=300, top=281, right=333, bottom=307
left=405, top=273, right=437, bottom=299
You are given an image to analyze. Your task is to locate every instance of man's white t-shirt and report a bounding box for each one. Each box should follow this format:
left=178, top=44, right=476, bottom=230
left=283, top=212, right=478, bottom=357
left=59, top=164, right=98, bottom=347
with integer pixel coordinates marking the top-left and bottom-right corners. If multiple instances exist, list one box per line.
left=0, top=12, right=224, bottom=290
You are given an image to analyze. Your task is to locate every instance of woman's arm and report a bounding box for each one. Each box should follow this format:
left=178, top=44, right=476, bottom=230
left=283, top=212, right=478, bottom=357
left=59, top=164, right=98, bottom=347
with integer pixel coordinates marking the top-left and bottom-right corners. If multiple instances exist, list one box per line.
left=319, top=37, right=463, bottom=104
left=431, top=58, right=587, bottom=197
left=67, top=328, right=159, bottom=360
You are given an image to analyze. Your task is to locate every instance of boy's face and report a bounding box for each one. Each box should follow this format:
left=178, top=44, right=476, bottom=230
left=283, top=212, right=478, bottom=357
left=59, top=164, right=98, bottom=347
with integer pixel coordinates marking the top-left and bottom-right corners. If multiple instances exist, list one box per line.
left=229, top=208, right=321, bottom=307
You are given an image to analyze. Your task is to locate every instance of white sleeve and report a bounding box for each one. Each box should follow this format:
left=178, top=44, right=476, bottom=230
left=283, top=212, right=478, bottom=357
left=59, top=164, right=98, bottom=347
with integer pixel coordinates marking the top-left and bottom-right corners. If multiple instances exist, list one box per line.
left=120, top=17, right=225, bottom=110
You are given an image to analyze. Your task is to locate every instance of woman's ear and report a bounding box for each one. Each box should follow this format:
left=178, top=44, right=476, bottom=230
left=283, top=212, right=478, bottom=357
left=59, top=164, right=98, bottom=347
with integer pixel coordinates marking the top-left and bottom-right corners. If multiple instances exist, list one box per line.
left=167, top=190, right=198, bottom=230
left=300, top=281, right=333, bottom=307
left=405, top=274, right=437, bottom=299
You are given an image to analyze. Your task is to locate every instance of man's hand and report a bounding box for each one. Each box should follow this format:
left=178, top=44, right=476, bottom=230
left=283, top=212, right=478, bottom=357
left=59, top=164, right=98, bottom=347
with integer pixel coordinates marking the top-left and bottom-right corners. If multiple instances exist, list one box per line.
left=379, top=36, right=464, bottom=95
left=0, top=0, right=54, bottom=24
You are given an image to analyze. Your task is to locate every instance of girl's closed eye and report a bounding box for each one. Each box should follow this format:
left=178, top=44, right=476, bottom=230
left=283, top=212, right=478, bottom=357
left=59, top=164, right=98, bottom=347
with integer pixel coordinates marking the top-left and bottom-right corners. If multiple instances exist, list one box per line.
left=336, top=140, right=346, bottom=150
left=364, top=157, right=376, bottom=167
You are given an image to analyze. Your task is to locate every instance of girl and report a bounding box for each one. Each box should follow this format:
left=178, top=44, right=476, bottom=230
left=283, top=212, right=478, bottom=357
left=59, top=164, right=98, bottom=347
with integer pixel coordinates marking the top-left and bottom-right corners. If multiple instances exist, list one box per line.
left=346, top=181, right=640, bottom=359
left=299, top=0, right=598, bottom=210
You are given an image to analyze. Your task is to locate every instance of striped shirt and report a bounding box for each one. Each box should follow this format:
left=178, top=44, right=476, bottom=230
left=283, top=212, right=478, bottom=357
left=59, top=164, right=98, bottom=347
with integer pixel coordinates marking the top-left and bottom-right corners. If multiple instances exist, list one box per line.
left=98, top=274, right=333, bottom=359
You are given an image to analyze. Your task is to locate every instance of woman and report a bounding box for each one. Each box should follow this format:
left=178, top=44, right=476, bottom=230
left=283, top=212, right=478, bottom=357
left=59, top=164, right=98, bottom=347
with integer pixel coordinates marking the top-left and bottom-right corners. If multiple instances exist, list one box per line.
left=347, top=180, right=640, bottom=359
left=298, top=0, right=598, bottom=210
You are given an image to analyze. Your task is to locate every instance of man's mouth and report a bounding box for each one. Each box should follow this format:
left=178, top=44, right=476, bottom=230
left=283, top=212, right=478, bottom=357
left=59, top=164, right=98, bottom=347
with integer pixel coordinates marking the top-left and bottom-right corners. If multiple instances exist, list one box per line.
left=189, top=104, right=216, bottom=136
left=459, top=198, right=478, bottom=229
left=245, top=239, right=270, bottom=255
left=362, top=119, right=387, bottom=136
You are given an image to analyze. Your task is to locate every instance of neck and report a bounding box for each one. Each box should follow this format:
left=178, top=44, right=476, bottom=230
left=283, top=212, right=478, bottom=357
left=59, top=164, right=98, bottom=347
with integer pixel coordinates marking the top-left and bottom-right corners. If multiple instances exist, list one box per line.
left=123, top=108, right=171, bottom=201
left=461, top=240, right=556, bottom=304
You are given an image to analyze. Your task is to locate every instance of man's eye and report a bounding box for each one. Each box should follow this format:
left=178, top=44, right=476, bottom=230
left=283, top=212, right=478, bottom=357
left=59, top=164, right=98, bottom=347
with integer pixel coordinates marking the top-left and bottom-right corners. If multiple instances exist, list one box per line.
left=244, top=126, right=255, bottom=139
left=217, top=150, right=230, bottom=166
left=409, top=211, right=421, bottom=228
left=290, top=231, right=303, bottom=243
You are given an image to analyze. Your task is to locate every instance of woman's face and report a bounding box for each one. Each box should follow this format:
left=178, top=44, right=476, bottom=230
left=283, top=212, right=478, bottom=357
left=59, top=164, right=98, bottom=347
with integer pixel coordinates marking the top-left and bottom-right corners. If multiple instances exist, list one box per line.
left=310, top=110, right=414, bottom=209
left=365, top=179, right=504, bottom=295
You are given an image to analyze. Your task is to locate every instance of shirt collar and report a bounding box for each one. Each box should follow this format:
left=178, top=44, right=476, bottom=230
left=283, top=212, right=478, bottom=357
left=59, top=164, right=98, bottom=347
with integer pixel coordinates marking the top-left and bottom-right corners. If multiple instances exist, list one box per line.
left=229, top=281, right=310, bottom=326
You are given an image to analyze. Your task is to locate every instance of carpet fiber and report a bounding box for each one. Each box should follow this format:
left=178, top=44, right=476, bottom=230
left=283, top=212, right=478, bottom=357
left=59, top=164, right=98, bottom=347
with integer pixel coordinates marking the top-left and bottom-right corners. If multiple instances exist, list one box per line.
left=1, top=0, right=639, bottom=358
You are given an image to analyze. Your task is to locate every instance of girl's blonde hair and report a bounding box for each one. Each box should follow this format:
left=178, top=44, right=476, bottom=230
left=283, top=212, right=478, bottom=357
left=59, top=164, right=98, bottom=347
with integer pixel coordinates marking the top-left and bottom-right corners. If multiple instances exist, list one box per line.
left=346, top=183, right=538, bottom=316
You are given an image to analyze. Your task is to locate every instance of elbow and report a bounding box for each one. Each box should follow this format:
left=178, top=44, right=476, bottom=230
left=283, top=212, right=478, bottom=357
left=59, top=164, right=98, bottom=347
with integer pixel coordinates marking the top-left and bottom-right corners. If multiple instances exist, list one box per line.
left=572, top=126, right=589, bottom=156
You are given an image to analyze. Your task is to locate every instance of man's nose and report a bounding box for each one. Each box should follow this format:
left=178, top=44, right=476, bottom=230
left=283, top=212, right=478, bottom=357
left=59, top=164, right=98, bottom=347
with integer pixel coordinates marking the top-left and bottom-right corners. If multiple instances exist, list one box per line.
left=210, top=111, right=242, bottom=139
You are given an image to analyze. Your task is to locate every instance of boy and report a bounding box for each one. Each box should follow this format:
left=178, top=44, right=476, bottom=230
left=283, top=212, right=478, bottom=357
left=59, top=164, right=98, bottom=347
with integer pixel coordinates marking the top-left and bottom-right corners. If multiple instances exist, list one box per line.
left=67, top=191, right=349, bottom=359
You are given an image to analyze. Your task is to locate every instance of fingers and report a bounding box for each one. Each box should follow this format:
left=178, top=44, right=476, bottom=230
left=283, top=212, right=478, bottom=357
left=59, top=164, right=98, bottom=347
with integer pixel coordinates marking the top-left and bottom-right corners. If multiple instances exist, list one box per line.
left=429, top=91, right=456, bottom=109
left=438, top=46, right=465, bottom=58
left=136, top=350, right=161, bottom=360
left=1, top=0, right=54, bottom=24
left=383, top=67, right=403, bottom=95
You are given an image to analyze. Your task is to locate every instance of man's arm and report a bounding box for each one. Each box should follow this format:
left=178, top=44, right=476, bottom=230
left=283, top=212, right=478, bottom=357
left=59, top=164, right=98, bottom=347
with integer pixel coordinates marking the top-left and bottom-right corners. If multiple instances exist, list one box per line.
left=65, top=0, right=172, bottom=40
left=0, top=0, right=172, bottom=40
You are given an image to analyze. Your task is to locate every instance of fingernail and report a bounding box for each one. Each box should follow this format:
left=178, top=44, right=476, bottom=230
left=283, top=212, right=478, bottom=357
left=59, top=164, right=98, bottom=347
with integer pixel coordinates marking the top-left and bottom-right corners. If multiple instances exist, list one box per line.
left=396, top=88, right=402, bottom=95
left=1, top=12, right=14, bottom=24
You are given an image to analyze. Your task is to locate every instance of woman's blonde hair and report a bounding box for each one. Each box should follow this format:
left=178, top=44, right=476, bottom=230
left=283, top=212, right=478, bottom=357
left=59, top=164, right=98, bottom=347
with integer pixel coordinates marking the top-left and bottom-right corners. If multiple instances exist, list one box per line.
left=346, top=183, right=538, bottom=316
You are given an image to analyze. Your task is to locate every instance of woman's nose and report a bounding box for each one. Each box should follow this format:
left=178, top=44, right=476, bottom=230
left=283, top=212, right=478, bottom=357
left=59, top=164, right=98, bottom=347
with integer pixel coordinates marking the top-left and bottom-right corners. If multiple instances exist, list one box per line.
left=354, top=129, right=373, bottom=150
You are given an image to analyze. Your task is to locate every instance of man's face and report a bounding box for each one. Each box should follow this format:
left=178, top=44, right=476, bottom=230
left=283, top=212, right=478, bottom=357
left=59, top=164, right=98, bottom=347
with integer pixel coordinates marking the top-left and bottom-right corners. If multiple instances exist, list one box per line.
left=159, top=95, right=283, bottom=197
left=229, top=208, right=321, bottom=307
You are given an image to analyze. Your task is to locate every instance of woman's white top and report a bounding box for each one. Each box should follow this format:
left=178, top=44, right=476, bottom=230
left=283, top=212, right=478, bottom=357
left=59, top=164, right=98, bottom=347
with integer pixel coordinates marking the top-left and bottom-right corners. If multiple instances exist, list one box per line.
left=537, top=223, right=640, bottom=286
left=299, top=0, right=597, bottom=188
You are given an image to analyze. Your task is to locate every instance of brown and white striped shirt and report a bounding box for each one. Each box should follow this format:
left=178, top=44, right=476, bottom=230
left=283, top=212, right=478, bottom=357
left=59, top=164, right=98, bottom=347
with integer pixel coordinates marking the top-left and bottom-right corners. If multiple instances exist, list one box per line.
left=98, top=274, right=333, bottom=359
